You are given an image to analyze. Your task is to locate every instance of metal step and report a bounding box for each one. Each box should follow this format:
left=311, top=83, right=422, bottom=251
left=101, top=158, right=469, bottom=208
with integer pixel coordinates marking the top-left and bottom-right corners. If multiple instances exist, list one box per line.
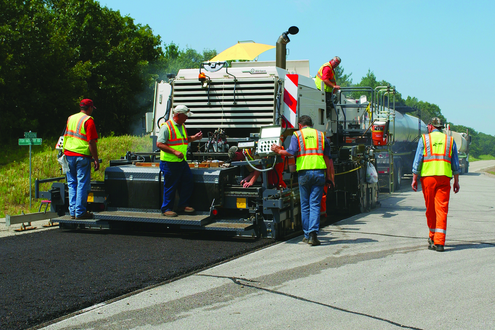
left=54, top=212, right=254, bottom=232
left=54, top=212, right=212, bottom=227
left=181, top=221, right=254, bottom=232
left=94, top=211, right=211, bottom=226
left=54, top=215, right=109, bottom=228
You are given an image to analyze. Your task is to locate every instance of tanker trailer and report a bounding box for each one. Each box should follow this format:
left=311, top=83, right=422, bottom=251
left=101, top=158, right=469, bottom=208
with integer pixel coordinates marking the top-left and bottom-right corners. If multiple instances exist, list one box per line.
left=373, top=106, right=427, bottom=192
left=444, top=125, right=471, bottom=174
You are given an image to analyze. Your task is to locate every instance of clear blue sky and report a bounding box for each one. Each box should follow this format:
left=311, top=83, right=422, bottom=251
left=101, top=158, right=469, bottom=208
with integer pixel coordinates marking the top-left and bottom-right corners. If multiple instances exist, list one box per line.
left=100, top=0, right=495, bottom=135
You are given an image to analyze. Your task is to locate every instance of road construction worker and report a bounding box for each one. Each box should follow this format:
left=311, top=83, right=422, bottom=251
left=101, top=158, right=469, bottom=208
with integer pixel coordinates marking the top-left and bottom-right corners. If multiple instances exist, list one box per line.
left=411, top=117, right=461, bottom=252
left=156, top=105, right=203, bottom=217
left=63, top=99, right=99, bottom=220
left=271, top=115, right=335, bottom=246
left=315, top=56, right=341, bottom=94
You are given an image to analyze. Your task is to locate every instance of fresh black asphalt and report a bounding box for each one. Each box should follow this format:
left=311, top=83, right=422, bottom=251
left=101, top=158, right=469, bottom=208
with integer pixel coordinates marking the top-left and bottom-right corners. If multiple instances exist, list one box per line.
left=0, top=227, right=274, bottom=330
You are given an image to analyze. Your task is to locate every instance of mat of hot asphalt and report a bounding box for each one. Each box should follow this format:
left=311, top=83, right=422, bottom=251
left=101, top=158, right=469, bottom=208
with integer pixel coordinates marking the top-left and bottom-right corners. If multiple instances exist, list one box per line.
left=0, top=225, right=275, bottom=330
left=32, top=161, right=495, bottom=330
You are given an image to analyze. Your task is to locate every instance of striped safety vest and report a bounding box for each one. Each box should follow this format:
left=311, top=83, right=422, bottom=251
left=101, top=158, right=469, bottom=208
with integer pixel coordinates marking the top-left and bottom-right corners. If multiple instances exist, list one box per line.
left=63, top=112, right=92, bottom=156
left=160, top=120, right=188, bottom=162
left=420, top=131, right=453, bottom=177
left=315, top=62, right=335, bottom=93
left=294, top=127, right=327, bottom=171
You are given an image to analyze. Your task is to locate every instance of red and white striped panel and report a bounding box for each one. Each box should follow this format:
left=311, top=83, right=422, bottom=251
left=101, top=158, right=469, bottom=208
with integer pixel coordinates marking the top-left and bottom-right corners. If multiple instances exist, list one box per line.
left=282, top=74, right=298, bottom=128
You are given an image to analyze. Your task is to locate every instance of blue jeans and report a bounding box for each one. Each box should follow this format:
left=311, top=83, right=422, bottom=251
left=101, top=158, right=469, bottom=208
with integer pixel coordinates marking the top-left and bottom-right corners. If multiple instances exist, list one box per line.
left=160, top=161, right=194, bottom=213
left=298, top=170, right=325, bottom=238
left=66, top=156, right=91, bottom=217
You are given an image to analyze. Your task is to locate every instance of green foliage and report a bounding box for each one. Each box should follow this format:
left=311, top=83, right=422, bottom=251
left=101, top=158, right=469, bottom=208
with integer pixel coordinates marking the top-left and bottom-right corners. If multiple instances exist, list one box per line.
left=469, top=154, right=495, bottom=161
left=156, top=42, right=217, bottom=80
left=468, top=132, right=495, bottom=158
left=404, top=96, right=445, bottom=126
left=449, top=124, right=495, bottom=158
left=344, top=70, right=405, bottom=106
left=0, top=135, right=151, bottom=217
left=334, top=66, right=353, bottom=87
left=0, top=0, right=163, bottom=144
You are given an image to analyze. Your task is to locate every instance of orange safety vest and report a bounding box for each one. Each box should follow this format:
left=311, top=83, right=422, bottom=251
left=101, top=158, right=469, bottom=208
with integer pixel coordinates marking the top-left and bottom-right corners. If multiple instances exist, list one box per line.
left=160, top=120, right=189, bottom=162
left=315, top=62, right=335, bottom=93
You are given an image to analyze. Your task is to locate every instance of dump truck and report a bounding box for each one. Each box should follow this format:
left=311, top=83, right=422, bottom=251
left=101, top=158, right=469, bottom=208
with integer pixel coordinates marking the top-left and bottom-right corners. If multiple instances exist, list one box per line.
left=39, top=26, right=381, bottom=239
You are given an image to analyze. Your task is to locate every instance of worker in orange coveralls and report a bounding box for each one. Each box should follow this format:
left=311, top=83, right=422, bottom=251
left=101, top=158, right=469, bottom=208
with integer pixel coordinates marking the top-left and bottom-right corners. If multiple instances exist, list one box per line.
left=411, top=117, right=460, bottom=252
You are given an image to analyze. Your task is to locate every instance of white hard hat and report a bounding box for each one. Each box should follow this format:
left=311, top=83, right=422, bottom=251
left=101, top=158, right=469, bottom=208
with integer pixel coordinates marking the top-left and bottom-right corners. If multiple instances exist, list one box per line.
left=173, top=104, right=193, bottom=117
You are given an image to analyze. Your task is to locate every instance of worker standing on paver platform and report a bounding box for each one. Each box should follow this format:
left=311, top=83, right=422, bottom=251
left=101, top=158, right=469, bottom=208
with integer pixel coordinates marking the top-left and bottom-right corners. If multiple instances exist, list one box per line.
left=411, top=117, right=460, bottom=252
left=156, top=105, right=203, bottom=217
left=64, top=99, right=99, bottom=220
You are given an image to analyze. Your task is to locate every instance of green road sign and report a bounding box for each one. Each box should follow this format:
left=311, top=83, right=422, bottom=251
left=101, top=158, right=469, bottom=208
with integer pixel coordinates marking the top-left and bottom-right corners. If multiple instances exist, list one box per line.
left=19, top=138, right=42, bottom=146
left=24, top=132, right=37, bottom=138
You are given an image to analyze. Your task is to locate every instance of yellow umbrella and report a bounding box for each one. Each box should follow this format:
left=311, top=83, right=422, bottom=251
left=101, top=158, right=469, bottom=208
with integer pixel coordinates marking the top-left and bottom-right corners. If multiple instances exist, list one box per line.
left=210, top=41, right=275, bottom=62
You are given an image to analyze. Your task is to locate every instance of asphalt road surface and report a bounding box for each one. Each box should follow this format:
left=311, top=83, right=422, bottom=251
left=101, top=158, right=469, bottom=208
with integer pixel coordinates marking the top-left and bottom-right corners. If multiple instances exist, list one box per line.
left=0, top=228, right=274, bottom=330
left=2, top=160, right=493, bottom=330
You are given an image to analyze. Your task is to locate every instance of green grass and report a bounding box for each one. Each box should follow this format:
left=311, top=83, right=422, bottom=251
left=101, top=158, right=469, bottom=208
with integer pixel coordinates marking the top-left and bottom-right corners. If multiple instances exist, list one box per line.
left=470, top=155, right=495, bottom=161
left=0, top=135, right=152, bottom=218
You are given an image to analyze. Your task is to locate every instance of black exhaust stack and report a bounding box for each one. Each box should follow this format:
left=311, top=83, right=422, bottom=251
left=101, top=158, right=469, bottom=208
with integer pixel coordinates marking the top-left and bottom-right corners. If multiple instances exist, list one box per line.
left=276, top=26, right=299, bottom=69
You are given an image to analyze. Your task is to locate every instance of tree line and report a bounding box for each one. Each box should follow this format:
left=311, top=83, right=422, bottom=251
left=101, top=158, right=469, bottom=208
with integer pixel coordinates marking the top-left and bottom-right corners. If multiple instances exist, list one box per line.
left=334, top=69, right=495, bottom=158
left=1, top=0, right=493, bottom=157
left=0, top=0, right=214, bottom=144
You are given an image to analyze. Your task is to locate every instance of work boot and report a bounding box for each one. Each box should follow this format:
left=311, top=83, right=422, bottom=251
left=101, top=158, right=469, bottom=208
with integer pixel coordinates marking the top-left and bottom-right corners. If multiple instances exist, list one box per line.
left=433, top=244, right=444, bottom=252
left=428, top=244, right=444, bottom=252
left=75, top=211, right=93, bottom=220
left=308, top=232, right=321, bottom=246
left=182, top=206, right=195, bottom=213
left=162, top=210, right=178, bottom=217
left=428, top=238, right=434, bottom=249
left=302, top=237, right=309, bottom=244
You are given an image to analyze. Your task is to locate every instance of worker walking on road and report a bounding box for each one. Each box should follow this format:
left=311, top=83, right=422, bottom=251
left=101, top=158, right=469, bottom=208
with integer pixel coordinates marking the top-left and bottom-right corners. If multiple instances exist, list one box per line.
left=157, top=105, right=203, bottom=217
left=411, top=117, right=460, bottom=252
left=63, top=99, right=99, bottom=220
left=271, top=115, right=335, bottom=246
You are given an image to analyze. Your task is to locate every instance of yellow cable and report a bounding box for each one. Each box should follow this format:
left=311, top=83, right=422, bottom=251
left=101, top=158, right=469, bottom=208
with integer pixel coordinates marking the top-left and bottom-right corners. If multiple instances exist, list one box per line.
left=335, top=165, right=362, bottom=176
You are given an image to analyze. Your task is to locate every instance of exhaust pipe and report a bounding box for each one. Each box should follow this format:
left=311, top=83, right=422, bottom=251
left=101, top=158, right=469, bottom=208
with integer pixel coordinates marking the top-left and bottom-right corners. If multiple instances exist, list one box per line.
left=276, top=26, right=299, bottom=69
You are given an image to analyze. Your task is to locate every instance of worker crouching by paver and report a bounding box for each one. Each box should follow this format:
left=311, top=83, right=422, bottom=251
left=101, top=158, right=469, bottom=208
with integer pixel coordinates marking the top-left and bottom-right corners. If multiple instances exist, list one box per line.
left=411, top=117, right=461, bottom=252
left=156, top=105, right=203, bottom=217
